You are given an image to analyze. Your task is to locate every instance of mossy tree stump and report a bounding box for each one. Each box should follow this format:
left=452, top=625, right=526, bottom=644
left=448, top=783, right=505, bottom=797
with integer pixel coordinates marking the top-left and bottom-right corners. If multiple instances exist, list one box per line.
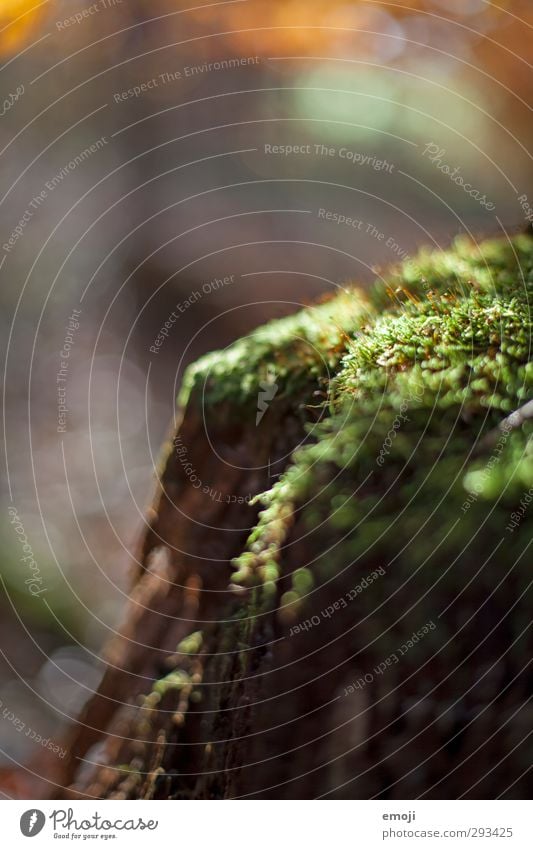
left=53, top=233, right=532, bottom=799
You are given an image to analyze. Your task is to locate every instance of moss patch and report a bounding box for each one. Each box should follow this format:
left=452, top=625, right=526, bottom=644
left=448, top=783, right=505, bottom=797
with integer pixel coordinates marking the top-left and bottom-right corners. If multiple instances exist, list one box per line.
left=228, top=233, right=532, bottom=598
left=178, top=289, right=370, bottom=414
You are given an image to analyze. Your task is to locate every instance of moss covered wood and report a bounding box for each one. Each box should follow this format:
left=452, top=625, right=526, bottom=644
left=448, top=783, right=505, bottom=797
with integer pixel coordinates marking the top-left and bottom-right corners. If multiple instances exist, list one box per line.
left=53, top=233, right=532, bottom=799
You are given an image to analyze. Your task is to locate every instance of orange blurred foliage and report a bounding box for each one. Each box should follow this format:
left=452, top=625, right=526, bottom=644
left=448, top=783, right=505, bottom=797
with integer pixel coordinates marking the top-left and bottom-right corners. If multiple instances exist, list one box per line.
left=0, top=0, right=45, bottom=58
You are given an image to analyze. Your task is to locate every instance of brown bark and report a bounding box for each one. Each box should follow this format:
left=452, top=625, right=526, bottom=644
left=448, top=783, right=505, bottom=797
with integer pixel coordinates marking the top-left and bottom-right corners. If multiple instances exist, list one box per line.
left=41, top=390, right=532, bottom=800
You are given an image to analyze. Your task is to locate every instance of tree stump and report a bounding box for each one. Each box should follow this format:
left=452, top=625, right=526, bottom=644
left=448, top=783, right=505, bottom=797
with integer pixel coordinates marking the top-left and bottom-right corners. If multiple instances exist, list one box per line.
left=50, top=233, right=533, bottom=799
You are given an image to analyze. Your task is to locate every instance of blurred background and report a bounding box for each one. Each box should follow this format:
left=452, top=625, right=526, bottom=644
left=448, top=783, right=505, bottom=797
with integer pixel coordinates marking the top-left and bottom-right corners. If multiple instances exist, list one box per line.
left=0, top=0, right=532, bottom=780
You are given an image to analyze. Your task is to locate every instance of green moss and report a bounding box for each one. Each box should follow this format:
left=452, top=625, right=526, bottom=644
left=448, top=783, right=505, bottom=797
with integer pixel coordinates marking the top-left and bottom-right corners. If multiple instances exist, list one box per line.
left=227, top=233, right=532, bottom=597
left=151, top=669, right=191, bottom=698
left=177, top=290, right=369, bottom=413
left=176, top=631, right=203, bottom=655
left=334, top=291, right=531, bottom=413
left=370, top=232, right=533, bottom=310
